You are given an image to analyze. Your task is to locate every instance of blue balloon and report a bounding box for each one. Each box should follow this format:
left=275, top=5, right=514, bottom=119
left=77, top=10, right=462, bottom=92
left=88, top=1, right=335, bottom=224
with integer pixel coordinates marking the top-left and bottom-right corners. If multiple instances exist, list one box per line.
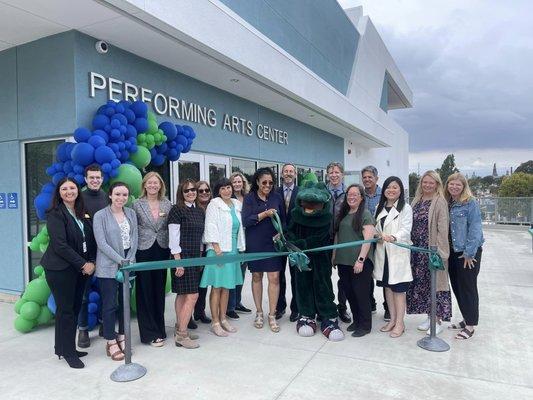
left=46, top=166, right=55, bottom=176
left=92, top=114, right=110, bottom=130
left=119, top=150, right=129, bottom=162
left=88, top=302, right=98, bottom=314
left=88, top=314, right=97, bottom=330
left=42, top=183, right=55, bottom=194
left=94, top=145, right=116, bottom=164
left=67, top=172, right=75, bottom=178
left=47, top=294, right=56, bottom=315
left=101, top=163, right=112, bottom=173
left=107, top=100, right=118, bottom=107
left=73, top=164, right=85, bottom=174
left=126, top=124, right=137, bottom=138
left=152, top=154, right=165, bottom=166
left=56, top=142, right=74, bottom=162
left=35, top=192, right=53, bottom=220
left=112, top=114, right=128, bottom=126
left=109, top=168, right=119, bottom=178
left=124, top=109, right=136, bottom=123
left=62, top=161, right=73, bottom=174
left=176, top=135, right=188, bottom=147
left=88, top=135, right=106, bottom=148
left=110, top=159, right=121, bottom=169
left=134, top=118, right=148, bottom=133
left=118, top=142, right=125, bottom=151
left=97, top=105, right=107, bottom=115
left=110, top=129, right=121, bottom=140
left=104, top=124, right=112, bottom=133
left=74, top=174, right=85, bottom=185
left=149, top=148, right=157, bottom=158
left=131, top=101, right=148, bottom=118
left=93, top=130, right=109, bottom=143
left=74, top=127, right=91, bottom=143
left=115, top=104, right=125, bottom=114
left=88, top=291, right=100, bottom=304
left=110, top=119, right=121, bottom=129
left=52, top=172, right=66, bottom=185
left=119, top=125, right=127, bottom=134
left=159, top=121, right=177, bottom=140
left=130, top=144, right=138, bottom=153
left=104, top=106, right=115, bottom=117
left=71, top=143, right=95, bottom=166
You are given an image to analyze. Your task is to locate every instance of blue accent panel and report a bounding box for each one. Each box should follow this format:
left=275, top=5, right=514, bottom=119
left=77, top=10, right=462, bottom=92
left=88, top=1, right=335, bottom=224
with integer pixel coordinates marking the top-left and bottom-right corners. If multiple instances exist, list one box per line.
left=380, top=73, right=388, bottom=113
left=0, top=141, right=24, bottom=293
left=17, top=32, right=77, bottom=139
left=219, top=0, right=358, bottom=94
left=73, top=32, right=342, bottom=167
left=0, top=48, right=18, bottom=142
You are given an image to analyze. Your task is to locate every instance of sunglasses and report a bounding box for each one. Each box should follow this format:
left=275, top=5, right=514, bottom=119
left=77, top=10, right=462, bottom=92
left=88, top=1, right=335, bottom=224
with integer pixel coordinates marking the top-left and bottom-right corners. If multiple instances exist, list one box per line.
left=261, top=181, right=274, bottom=186
left=183, top=188, right=197, bottom=194
left=198, top=188, right=210, bottom=194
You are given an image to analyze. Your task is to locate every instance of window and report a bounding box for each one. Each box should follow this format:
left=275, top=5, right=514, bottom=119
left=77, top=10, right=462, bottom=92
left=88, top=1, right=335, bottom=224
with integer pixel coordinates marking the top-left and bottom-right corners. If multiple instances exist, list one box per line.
left=231, top=158, right=256, bottom=186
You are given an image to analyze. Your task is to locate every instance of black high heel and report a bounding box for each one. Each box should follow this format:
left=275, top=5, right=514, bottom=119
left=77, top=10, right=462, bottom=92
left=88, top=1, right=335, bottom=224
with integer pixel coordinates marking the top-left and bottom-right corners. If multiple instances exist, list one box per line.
left=58, top=351, right=88, bottom=359
left=63, top=356, right=84, bottom=369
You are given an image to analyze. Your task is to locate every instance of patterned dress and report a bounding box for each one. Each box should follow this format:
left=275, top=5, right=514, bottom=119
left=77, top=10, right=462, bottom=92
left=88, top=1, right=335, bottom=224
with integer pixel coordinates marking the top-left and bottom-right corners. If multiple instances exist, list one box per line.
left=406, top=200, right=452, bottom=321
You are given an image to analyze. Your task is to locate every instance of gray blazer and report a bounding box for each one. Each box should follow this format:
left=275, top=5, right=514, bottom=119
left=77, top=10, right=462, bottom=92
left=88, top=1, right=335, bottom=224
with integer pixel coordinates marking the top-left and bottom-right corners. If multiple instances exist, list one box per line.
left=132, top=197, right=172, bottom=250
left=93, top=206, right=138, bottom=278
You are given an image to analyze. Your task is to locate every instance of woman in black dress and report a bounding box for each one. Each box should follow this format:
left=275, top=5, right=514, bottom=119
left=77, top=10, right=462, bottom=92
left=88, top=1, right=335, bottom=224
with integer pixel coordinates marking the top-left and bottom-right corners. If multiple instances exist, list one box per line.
left=168, top=179, right=205, bottom=349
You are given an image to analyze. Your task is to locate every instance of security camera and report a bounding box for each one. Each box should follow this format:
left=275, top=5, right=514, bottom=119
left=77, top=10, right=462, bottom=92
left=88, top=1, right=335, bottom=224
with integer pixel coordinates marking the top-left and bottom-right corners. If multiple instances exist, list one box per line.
left=95, top=40, right=109, bottom=54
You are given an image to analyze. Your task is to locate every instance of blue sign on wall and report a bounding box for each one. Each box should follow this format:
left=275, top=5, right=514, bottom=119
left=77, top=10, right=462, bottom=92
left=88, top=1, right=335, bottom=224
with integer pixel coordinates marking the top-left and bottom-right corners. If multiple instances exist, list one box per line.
left=0, top=193, right=6, bottom=209
left=7, top=192, right=18, bottom=209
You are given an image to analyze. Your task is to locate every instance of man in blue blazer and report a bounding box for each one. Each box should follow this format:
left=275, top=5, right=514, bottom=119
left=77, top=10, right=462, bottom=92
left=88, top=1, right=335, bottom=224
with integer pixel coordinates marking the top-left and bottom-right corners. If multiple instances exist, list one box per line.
left=275, top=163, right=300, bottom=322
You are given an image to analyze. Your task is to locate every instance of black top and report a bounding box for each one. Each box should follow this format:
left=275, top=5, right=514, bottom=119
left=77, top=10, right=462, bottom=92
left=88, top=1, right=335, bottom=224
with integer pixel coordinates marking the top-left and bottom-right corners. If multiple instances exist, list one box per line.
left=41, top=204, right=97, bottom=271
left=81, top=188, right=109, bottom=218
left=167, top=205, right=205, bottom=258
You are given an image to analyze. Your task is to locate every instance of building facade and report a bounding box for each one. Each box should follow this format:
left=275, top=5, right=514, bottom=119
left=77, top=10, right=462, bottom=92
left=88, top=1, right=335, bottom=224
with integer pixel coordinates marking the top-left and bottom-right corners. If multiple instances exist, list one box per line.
left=0, top=0, right=412, bottom=295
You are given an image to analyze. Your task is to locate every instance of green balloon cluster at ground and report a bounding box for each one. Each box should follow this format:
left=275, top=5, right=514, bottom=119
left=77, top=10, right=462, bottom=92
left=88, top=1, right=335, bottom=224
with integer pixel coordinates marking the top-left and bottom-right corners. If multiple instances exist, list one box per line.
left=14, top=266, right=53, bottom=333
left=28, top=226, right=50, bottom=253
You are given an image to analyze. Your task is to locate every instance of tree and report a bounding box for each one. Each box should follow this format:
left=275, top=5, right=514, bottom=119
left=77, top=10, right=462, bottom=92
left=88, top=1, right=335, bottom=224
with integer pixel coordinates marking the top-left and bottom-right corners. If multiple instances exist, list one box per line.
left=436, top=154, right=459, bottom=184
left=408, top=173, right=419, bottom=198
left=498, top=172, right=533, bottom=197
left=515, top=160, right=533, bottom=174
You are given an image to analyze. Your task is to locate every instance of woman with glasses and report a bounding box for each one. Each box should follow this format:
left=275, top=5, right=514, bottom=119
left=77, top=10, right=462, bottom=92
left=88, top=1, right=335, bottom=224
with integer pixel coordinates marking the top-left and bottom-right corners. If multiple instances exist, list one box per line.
left=192, top=181, right=212, bottom=325
left=242, top=167, right=286, bottom=333
left=168, top=179, right=205, bottom=348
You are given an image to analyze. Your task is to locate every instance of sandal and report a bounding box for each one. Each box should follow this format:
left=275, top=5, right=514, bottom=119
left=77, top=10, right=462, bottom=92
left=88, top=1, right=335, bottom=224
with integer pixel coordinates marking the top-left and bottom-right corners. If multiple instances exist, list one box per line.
left=211, top=322, right=229, bottom=337
left=220, top=319, right=237, bottom=333
left=106, top=341, right=125, bottom=361
left=449, top=321, right=467, bottom=330
left=455, top=327, right=475, bottom=340
left=268, top=314, right=280, bottom=333
left=380, top=323, right=395, bottom=332
left=389, top=326, right=405, bottom=338
left=254, top=312, right=264, bottom=329
left=150, top=338, right=165, bottom=347
left=117, top=334, right=126, bottom=351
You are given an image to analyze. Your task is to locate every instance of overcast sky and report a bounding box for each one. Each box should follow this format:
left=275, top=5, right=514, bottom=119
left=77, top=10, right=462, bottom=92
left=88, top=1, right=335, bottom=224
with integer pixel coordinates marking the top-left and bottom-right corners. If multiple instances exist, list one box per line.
left=338, top=0, right=533, bottom=176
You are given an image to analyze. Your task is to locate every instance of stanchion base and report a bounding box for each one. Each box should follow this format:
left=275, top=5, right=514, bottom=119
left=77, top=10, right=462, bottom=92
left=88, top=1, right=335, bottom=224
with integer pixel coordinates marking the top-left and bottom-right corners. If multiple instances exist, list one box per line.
left=417, top=335, right=450, bottom=352
left=110, top=363, right=147, bottom=382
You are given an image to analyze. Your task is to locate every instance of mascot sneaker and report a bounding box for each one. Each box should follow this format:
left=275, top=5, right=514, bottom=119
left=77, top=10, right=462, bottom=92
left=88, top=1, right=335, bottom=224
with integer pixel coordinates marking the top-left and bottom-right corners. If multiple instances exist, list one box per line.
left=297, top=317, right=317, bottom=337
left=321, top=319, right=345, bottom=341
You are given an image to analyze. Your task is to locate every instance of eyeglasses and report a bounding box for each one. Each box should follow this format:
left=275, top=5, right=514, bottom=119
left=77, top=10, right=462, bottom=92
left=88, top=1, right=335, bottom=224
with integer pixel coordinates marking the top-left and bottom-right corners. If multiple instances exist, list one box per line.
left=261, top=181, right=274, bottom=186
left=198, top=188, right=210, bottom=194
left=183, top=188, right=197, bottom=194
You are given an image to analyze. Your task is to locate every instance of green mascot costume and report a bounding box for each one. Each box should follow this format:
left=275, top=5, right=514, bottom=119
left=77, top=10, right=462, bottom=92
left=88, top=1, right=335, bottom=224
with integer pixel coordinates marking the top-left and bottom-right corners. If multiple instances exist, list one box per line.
left=285, top=181, right=344, bottom=341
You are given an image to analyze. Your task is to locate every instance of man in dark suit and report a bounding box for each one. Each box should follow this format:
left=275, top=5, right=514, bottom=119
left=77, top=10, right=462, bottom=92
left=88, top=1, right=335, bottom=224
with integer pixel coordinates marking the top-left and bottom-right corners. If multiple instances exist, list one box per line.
left=275, top=163, right=300, bottom=321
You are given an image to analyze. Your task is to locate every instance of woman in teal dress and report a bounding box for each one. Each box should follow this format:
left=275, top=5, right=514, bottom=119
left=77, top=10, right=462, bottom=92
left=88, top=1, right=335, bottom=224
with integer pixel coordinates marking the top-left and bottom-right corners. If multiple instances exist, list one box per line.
left=200, top=178, right=246, bottom=337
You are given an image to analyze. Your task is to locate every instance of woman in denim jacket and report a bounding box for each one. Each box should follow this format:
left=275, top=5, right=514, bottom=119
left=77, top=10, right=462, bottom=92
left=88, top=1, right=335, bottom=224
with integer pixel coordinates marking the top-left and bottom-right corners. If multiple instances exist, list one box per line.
left=445, top=173, right=484, bottom=340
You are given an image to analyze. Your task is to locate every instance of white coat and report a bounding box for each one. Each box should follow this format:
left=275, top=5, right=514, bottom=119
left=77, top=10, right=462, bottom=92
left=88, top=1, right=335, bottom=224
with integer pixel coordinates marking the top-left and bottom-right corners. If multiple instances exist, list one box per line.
left=373, top=201, right=413, bottom=285
left=203, top=197, right=245, bottom=253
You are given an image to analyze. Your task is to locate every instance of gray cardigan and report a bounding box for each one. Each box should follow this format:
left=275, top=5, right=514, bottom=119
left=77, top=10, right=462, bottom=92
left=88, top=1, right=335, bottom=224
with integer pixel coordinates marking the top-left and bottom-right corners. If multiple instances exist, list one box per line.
left=93, top=206, right=138, bottom=278
left=132, top=197, right=172, bottom=250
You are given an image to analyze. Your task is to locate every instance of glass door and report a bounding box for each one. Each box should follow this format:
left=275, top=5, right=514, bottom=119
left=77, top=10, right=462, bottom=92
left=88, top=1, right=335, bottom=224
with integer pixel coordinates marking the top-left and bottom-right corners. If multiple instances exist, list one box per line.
left=204, top=155, right=230, bottom=188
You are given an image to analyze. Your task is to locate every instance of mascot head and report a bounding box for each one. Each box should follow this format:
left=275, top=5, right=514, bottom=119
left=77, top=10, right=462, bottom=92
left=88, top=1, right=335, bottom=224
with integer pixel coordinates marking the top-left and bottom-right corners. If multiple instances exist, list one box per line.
left=296, top=181, right=331, bottom=214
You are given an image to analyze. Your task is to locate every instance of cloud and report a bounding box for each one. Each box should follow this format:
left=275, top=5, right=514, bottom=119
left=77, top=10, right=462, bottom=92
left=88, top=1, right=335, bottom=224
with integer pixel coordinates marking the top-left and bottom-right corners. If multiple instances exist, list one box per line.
left=338, top=0, right=533, bottom=153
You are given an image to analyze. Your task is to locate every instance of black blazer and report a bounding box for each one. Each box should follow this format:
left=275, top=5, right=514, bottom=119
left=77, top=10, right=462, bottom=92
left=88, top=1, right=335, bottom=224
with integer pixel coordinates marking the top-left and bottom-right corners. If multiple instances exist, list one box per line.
left=275, top=185, right=299, bottom=226
left=41, top=204, right=96, bottom=271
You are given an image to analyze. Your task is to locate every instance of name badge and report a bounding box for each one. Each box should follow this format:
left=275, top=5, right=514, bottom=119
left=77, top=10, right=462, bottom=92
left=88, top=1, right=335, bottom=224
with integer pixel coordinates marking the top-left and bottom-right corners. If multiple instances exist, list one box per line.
left=159, top=212, right=166, bottom=217
left=83, top=241, right=87, bottom=253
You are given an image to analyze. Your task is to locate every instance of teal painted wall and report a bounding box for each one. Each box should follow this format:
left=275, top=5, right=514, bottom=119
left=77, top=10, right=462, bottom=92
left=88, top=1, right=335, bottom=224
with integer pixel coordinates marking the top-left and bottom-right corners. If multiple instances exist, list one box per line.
left=219, top=0, right=358, bottom=93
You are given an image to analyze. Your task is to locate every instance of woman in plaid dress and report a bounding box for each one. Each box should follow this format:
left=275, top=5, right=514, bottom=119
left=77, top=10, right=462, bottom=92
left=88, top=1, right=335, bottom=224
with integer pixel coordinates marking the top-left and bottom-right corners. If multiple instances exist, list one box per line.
left=168, top=179, right=205, bottom=349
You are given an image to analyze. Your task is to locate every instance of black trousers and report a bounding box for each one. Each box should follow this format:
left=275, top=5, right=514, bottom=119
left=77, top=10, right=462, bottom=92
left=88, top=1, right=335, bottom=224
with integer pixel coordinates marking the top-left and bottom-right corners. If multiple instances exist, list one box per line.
left=45, top=267, right=87, bottom=357
left=277, top=257, right=298, bottom=314
left=135, top=243, right=169, bottom=343
left=337, top=279, right=348, bottom=311
left=370, top=280, right=389, bottom=312
left=449, top=247, right=482, bottom=326
left=194, top=284, right=208, bottom=317
left=338, top=260, right=373, bottom=331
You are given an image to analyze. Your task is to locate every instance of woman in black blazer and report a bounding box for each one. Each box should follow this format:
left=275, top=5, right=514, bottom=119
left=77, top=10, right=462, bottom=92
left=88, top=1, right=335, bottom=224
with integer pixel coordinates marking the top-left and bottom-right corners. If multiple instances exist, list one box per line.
left=41, top=178, right=96, bottom=369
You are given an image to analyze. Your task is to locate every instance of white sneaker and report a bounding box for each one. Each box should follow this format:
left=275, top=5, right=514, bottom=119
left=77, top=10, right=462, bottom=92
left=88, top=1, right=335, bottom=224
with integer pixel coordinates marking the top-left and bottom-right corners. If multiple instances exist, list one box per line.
left=417, top=317, right=430, bottom=331
left=427, top=322, right=443, bottom=335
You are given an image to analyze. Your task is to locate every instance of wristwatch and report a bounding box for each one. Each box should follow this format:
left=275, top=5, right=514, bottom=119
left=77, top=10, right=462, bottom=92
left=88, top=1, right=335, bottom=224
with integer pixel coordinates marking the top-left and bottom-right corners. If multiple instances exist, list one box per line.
left=357, top=257, right=365, bottom=263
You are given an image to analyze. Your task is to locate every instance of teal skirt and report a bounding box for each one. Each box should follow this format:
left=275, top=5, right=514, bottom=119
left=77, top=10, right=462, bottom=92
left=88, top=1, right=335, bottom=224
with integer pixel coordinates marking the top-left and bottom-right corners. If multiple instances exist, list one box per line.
left=199, top=248, right=244, bottom=289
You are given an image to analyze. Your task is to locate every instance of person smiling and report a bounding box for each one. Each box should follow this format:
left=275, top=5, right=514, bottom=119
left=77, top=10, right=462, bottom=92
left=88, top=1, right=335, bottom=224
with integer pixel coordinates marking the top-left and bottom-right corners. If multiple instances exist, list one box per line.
left=445, top=172, right=484, bottom=340
left=93, top=182, right=138, bottom=361
left=373, top=177, right=413, bottom=338
left=41, top=178, right=96, bottom=369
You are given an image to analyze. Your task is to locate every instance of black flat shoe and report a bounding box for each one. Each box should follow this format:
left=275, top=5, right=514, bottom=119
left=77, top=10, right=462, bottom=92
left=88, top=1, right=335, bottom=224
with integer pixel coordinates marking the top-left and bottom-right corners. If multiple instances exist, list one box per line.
left=338, top=309, right=352, bottom=324
left=77, top=330, right=90, bottom=348
left=188, top=319, right=198, bottom=330
left=64, top=356, right=84, bottom=369
left=195, top=313, right=212, bottom=324
left=346, top=322, right=357, bottom=332
left=289, top=312, right=299, bottom=322
left=235, top=304, right=252, bottom=313
left=226, top=311, right=239, bottom=320
left=351, top=329, right=371, bottom=338
left=275, top=310, right=286, bottom=320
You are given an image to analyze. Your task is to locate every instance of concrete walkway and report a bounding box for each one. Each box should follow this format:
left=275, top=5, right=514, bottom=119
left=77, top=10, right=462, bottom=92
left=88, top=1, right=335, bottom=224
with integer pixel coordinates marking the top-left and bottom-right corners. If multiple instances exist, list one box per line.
left=0, top=226, right=531, bottom=399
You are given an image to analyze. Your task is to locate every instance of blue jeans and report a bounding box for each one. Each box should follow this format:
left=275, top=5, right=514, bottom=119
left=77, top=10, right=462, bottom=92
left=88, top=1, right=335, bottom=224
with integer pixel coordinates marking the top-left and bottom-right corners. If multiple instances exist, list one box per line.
left=99, top=277, right=124, bottom=340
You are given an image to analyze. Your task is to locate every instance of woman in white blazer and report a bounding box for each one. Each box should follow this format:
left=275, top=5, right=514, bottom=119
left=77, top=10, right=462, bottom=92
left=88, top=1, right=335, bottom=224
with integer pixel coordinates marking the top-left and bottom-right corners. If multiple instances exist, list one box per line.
left=373, top=176, right=413, bottom=338
left=200, top=178, right=245, bottom=337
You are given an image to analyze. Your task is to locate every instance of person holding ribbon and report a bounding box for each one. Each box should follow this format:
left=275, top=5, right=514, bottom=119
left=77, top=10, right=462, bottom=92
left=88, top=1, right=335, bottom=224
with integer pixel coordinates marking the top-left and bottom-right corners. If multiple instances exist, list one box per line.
left=406, top=170, right=451, bottom=335
left=132, top=172, right=172, bottom=347
left=373, top=176, right=413, bottom=338
left=200, top=178, right=246, bottom=337
left=41, top=177, right=96, bottom=369
left=445, top=172, right=484, bottom=340
left=242, top=167, right=286, bottom=333
left=93, top=182, right=138, bottom=361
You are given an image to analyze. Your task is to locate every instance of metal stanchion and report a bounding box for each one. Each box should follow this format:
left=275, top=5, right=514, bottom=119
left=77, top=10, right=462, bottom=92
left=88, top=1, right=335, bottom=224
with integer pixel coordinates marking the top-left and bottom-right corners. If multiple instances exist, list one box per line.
left=111, top=261, right=147, bottom=382
left=417, top=246, right=450, bottom=352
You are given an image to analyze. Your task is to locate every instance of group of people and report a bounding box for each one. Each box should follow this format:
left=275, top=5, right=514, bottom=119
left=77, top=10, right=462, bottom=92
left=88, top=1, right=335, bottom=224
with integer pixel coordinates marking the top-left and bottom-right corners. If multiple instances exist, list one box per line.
left=40, top=160, right=483, bottom=370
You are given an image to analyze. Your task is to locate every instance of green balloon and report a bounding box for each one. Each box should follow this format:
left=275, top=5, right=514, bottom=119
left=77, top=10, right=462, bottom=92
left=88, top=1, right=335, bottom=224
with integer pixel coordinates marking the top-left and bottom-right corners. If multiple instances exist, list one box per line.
left=37, top=306, right=53, bottom=325
left=14, top=315, right=35, bottom=333
left=137, top=133, right=146, bottom=144
left=20, top=301, right=40, bottom=320
left=110, top=163, right=143, bottom=198
left=22, top=277, right=51, bottom=305
left=147, top=111, right=157, bottom=122
left=29, top=238, right=40, bottom=252
left=14, top=298, right=27, bottom=314
left=131, top=282, right=137, bottom=313
left=129, top=146, right=151, bottom=169
left=165, top=269, right=171, bottom=294
left=33, top=265, right=44, bottom=277
left=126, top=195, right=136, bottom=208
left=148, top=119, right=158, bottom=134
